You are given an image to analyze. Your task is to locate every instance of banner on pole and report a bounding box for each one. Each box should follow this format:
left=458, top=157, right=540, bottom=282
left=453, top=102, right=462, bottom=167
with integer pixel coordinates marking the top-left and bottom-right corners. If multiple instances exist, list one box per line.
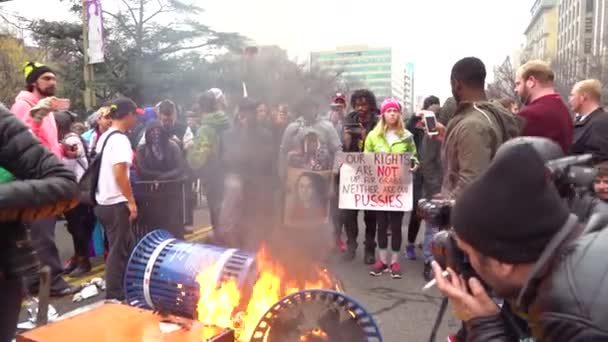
left=85, top=0, right=105, bottom=64
left=338, top=153, right=413, bottom=211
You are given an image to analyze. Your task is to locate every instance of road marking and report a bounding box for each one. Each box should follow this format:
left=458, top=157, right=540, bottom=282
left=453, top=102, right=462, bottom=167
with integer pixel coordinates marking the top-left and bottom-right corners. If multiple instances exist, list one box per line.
left=67, top=225, right=213, bottom=287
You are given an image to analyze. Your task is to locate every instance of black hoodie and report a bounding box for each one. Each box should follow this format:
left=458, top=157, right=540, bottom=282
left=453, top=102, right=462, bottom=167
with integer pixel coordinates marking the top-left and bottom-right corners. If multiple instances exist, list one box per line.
left=136, top=120, right=187, bottom=181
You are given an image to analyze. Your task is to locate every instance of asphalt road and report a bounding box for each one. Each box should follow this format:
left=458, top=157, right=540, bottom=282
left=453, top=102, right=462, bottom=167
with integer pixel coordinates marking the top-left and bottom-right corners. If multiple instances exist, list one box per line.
left=18, top=209, right=457, bottom=342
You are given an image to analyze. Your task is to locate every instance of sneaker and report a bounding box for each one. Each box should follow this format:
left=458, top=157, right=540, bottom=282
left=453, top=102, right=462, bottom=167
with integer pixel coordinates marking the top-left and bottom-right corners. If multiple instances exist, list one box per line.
left=335, top=238, right=347, bottom=252
left=369, top=261, right=388, bottom=276
left=405, top=244, right=416, bottom=260
left=390, top=263, right=402, bottom=279
left=423, top=261, right=434, bottom=282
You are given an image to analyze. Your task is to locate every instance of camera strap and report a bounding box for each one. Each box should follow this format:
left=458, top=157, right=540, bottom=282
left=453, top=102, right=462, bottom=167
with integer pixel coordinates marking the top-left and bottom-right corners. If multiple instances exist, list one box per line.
left=515, top=214, right=583, bottom=310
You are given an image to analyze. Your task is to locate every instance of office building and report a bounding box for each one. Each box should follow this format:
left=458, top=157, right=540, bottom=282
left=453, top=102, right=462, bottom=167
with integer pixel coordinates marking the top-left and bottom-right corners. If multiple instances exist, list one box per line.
left=310, top=46, right=406, bottom=104
left=557, top=0, right=608, bottom=83
left=523, top=0, right=560, bottom=62
left=403, top=63, right=415, bottom=114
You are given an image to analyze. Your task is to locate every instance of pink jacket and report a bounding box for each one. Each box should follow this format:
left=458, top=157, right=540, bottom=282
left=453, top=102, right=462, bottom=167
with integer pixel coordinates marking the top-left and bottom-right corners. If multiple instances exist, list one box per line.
left=11, top=91, right=62, bottom=158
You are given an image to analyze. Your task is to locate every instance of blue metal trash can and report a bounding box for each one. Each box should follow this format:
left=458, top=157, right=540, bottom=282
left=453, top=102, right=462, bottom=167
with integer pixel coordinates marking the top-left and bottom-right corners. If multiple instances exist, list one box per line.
left=124, top=229, right=257, bottom=319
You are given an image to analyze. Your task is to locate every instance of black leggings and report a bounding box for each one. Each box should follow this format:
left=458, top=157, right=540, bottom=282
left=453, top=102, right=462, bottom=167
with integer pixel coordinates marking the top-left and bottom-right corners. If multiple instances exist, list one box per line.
left=376, top=211, right=404, bottom=252
left=407, top=211, right=422, bottom=244
left=65, top=203, right=96, bottom=258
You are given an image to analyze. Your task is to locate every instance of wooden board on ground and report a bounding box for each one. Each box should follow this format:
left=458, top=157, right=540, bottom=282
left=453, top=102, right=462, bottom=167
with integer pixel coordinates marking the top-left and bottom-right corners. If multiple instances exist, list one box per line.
left=17, top=303, right=233, bottom=342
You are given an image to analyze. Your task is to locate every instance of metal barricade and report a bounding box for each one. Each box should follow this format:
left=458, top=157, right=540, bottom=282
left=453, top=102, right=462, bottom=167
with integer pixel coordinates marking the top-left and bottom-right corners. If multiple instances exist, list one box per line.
left=132, top=179, right=187, bottom=240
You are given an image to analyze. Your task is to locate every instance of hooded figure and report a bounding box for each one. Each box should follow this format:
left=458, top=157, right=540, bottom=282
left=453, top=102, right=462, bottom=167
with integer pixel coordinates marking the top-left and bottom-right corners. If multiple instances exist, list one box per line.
left=136, top=120, right=186, bottom=181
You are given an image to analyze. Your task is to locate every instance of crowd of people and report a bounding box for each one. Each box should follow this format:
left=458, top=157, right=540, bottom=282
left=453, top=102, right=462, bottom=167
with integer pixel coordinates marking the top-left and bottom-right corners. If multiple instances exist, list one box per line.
left=1, top=54, right=608, bottom=341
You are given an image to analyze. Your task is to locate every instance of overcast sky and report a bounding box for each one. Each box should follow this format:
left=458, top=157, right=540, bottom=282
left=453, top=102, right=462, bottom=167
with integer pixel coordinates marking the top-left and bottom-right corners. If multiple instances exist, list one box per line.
left=1, top=0, right=532, bottom=101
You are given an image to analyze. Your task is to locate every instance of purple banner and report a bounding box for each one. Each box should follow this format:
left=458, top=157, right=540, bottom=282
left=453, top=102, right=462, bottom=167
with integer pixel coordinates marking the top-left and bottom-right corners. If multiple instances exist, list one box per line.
left=85, top=0, right=104, bottom=64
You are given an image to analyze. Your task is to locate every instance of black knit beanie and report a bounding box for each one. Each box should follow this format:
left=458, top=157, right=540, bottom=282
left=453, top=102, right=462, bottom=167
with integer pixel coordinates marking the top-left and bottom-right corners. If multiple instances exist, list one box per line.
left=451, top=141, right=570, bottom=264
left=24, top=62, right=55, bottom=86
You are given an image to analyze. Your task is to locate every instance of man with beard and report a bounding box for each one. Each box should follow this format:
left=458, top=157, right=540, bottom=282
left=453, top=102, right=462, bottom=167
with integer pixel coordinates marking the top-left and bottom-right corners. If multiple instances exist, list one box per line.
left=10, top=62, right=79, bottom=297
left=514, top=60, right=573, bottom=153
left=432, top=139, right=608, bottom=342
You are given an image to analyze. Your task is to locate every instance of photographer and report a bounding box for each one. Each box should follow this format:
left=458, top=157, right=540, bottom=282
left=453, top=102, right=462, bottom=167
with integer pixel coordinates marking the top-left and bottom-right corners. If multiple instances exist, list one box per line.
left=0, top=103, right=79, bottom=340
left=432, top=139, right=608, bottom=341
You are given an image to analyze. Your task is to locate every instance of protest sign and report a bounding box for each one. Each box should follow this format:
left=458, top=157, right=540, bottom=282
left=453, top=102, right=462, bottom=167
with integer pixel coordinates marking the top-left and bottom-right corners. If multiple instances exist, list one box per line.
left=339, top=153, right=413, bottom=211
left=283, top=167, right=331, bottom=227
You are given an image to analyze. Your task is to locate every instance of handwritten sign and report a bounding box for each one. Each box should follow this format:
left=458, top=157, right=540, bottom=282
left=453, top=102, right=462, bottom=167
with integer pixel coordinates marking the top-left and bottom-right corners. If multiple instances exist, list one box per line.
left=338, top=153, right=413, bottom=211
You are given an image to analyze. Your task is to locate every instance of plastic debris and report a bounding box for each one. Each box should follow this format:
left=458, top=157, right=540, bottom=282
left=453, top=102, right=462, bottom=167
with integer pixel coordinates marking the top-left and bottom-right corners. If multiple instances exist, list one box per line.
left=18, top=297, right=59, bottom=329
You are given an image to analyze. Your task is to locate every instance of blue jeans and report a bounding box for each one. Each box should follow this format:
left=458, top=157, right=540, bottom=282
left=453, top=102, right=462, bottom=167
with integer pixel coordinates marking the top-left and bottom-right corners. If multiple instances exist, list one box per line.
left=422, top=222, right=439, bottom=263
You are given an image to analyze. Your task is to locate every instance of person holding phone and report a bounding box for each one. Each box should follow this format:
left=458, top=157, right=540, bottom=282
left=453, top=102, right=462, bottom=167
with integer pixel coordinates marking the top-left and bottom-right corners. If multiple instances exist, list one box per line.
left=10, top=62, right=79, bottom=297
left=364, top=98, right=419, bottom=279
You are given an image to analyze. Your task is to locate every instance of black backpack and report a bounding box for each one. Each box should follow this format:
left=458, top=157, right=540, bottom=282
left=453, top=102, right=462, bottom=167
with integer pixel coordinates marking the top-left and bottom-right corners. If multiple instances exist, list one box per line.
left=79, top=131, right=123, bottom=206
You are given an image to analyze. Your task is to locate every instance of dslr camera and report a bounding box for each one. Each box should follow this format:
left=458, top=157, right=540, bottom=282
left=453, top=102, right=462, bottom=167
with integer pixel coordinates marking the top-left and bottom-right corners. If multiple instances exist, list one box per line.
left=423, top=153, right=599, bottom=274
left=417, top=198, right=453, bottom=228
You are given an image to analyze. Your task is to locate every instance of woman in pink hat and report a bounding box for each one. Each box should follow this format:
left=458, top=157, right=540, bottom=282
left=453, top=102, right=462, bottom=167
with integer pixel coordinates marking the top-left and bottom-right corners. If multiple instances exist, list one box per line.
left=363, top=98, right=419, bottom=279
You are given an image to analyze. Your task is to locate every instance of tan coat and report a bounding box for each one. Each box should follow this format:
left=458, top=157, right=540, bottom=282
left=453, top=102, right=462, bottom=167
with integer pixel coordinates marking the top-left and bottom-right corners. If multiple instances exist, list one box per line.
left=441, top=101, right=523, bottom=199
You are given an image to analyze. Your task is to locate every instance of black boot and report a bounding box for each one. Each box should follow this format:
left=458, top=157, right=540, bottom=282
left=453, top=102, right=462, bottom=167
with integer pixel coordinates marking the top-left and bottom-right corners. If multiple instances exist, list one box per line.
left=68, top=257, right=92, bottom=278
left=364, top=248, right=376, bottom=265
left=342, top=245, right=356, bottom=261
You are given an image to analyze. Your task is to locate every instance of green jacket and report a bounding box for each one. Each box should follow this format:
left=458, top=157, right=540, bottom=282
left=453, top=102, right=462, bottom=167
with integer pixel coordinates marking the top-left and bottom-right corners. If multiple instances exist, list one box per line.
left=364, top=127, right=419, bottom=163
left=187, top=111, right=230, bottom=171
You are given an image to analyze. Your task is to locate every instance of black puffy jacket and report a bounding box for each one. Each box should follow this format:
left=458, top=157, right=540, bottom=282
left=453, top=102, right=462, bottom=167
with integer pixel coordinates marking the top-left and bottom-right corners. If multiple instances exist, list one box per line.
left=465, top=213, right=608, bottom=342
left=0, top=104, right=79, bottom=278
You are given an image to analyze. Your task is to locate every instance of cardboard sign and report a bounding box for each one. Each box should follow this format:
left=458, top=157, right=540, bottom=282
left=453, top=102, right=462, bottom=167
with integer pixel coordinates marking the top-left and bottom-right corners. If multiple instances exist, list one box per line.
left=338, top=153, right=413, bottom=211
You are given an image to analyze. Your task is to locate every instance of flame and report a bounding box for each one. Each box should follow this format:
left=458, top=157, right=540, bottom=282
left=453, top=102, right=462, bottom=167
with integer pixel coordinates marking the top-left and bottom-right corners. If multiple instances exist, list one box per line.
left=195, top=245, right=336, bottom=342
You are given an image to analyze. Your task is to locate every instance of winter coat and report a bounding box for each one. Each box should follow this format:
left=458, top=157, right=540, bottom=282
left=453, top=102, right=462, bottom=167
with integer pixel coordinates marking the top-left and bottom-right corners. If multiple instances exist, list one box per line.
left=363, top=126, right=419, bottom=162
left=571, top=107, right=608, bottom=164
left=465, top=213, right=608, bottom=342
left=0, top=103, right=79, bottom=278
left=187, top=111, right=230, bottom=182
left=136, top=120, right=187, bottom=181
left=441, top=101, right=523, bottom=199
left=10, top=90, right=62, bottom=158
left=420, top=98, right=458, bottom=197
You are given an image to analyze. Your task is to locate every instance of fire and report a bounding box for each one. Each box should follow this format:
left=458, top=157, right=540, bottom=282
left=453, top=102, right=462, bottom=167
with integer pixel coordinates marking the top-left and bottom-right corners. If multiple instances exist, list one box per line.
left=195, top=246, right=337, bottom=342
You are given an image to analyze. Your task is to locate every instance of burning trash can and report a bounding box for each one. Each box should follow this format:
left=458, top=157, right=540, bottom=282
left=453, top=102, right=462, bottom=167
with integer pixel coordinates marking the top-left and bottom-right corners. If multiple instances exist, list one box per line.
left=124, top=229, right=258, bottom=319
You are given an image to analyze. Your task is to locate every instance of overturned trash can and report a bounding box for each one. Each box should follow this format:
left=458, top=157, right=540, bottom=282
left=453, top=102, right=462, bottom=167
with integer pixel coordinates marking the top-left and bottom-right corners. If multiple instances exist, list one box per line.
left=124, top=229, right=257, bottom=319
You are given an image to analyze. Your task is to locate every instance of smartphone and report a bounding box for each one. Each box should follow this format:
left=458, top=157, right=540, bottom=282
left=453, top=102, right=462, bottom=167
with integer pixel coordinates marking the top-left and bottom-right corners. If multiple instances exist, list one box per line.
left=50, top=98, right=71, bottom=111
left=423, top=111, right=438, bottom=136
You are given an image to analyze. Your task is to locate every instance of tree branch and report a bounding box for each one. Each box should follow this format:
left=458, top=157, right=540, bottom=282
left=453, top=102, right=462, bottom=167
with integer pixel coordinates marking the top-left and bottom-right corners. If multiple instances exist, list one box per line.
left=102, top=10, right=136, bottom=39
left=142, top=0, right=168, bottom=24
left=121, top=0, right=139, bottom=26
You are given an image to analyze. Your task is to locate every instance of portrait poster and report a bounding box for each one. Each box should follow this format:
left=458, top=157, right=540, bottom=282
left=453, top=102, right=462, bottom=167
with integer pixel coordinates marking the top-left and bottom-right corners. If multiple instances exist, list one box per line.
left=339, top=152, right=413, bottom=211
left=85, top=0, right=105, bottom=64
left=283, top=167, right=332, bottom=228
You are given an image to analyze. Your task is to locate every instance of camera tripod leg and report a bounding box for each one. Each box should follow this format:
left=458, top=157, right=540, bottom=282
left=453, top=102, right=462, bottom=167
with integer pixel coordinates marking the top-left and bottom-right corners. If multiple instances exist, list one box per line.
left=428, top=297, right=449, bottom=342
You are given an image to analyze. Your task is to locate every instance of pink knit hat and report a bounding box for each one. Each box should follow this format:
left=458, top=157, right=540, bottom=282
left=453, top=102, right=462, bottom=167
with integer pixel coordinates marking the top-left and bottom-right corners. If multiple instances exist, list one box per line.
left=380, top=97, right=401, bottom=114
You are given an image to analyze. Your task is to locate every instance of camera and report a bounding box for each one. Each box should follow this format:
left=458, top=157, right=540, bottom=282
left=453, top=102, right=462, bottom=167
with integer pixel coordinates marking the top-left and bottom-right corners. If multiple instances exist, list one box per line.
left=430, top=229, right=479, bottom=280
left=417, top=198, right=453, bottom=228
left=546, top=154, right=596, bottom=196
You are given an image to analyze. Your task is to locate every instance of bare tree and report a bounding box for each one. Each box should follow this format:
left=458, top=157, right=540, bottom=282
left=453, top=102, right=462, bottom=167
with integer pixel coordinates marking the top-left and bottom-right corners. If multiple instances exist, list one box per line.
left=487, top=56, right=518, bottom=101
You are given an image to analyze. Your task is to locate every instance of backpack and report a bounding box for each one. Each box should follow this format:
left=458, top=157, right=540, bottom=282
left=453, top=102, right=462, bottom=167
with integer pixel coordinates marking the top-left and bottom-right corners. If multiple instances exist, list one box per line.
left=79, top=130, right=123, bottom=206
